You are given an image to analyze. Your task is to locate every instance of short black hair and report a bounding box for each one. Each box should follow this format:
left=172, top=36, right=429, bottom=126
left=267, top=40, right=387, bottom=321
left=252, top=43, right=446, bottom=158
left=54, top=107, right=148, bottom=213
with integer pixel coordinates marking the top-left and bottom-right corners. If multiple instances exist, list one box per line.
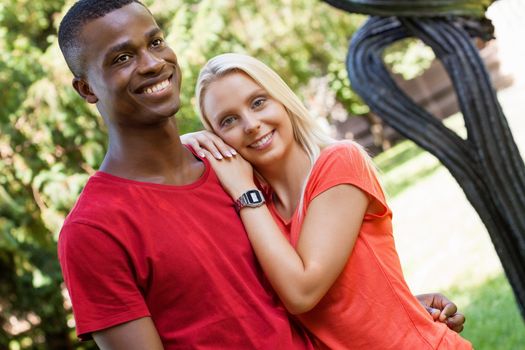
left=58, top=0, right=146, bottom=77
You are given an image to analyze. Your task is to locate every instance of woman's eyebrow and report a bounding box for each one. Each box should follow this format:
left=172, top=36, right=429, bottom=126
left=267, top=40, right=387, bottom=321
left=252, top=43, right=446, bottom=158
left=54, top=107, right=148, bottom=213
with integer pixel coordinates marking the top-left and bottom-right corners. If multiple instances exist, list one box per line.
left=247, top=88, right=267, bottom=100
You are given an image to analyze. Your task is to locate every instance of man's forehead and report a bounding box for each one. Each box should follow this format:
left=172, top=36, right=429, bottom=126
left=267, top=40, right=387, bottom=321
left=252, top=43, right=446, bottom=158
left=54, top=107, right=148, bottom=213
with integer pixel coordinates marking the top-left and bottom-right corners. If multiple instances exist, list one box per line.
left=79, top=2, right=157, bottom=48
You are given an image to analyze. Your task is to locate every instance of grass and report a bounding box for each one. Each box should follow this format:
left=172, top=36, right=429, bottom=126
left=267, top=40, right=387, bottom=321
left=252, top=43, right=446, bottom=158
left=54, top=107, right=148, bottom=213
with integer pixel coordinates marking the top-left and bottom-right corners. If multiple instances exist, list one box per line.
left=446, top=273, right=525, bottom=349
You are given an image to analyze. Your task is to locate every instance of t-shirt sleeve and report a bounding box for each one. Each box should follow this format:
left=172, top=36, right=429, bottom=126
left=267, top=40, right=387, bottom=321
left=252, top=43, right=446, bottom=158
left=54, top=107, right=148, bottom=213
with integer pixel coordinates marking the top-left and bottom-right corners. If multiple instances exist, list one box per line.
left=58, top=221, right=150, bottom=340
left=305, top=142, right=389, bottom=217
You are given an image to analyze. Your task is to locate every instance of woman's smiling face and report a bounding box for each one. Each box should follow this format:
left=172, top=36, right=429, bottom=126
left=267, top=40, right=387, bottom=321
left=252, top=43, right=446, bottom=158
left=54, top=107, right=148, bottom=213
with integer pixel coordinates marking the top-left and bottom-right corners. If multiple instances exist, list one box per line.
left=202, top=72, right=297, bottom=169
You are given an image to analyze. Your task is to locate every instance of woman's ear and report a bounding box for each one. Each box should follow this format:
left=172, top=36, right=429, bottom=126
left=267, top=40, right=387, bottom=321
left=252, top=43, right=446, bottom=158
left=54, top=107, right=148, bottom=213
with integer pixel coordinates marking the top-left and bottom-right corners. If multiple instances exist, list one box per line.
left=72, top=78, right=98, bottom=104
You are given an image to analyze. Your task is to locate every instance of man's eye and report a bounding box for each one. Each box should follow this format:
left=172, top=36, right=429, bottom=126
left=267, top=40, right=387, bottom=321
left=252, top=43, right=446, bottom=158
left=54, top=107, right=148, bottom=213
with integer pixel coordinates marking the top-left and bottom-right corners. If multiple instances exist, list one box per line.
left=114, top=55, right=131, bottom=64
left=152, top=38, right=165, bottom=47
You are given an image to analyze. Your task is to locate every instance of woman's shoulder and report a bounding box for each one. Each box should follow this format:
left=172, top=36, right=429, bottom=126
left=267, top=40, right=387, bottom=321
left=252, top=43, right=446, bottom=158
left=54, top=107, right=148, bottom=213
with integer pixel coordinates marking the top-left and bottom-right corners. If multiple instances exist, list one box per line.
left=318, top=140, right=370, bottom=164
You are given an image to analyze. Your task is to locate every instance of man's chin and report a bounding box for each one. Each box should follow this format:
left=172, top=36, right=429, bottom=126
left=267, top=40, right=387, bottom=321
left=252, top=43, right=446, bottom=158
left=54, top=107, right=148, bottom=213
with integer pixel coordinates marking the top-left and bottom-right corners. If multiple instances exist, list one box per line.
left=166, top=103, right=181, bottom=119
left=154, top=99, right=181, bottom=119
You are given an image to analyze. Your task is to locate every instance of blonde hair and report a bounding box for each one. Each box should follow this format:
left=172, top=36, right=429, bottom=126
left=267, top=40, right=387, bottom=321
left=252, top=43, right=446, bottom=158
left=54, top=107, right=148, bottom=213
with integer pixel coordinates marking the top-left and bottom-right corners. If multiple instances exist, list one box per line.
left=195, top=53, right=345, bottom=215
left=196, top=53, right=335, bottom=168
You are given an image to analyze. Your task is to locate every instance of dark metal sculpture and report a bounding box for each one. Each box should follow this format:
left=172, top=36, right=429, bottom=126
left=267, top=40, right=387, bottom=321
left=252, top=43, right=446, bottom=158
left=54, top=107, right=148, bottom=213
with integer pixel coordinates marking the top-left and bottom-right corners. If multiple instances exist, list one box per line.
left=323, top=0, right=493, bottom=17
left=322, top=0, right=525, bottom=318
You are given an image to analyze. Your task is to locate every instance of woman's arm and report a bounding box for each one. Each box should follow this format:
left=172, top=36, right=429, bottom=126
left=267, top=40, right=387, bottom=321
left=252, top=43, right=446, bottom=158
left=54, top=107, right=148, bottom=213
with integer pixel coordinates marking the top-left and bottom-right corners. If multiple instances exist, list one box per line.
left=205, top=153, right=368, bottom=314
left=202, top=147, right=468, bottom=328
left=238, top=184, right=368, bottom=314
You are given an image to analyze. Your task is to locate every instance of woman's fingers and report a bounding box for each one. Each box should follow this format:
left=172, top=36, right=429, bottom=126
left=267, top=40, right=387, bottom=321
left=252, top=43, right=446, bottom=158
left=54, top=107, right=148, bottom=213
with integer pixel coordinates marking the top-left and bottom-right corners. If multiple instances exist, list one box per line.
left=186, top=138, right=208, bottom=159
left=182, top=131, right=237, bottom=159
left=198, top=136, right=224, bottom=159
left=200, top=148, right=215, bottom=162
left=205, top=134, right=237, bottom=159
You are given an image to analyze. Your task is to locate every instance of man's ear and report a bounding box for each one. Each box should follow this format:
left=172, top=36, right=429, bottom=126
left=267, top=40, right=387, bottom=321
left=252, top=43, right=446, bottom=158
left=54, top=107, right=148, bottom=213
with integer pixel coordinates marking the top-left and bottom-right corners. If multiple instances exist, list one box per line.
left=72, top=78, right=98, bottom=104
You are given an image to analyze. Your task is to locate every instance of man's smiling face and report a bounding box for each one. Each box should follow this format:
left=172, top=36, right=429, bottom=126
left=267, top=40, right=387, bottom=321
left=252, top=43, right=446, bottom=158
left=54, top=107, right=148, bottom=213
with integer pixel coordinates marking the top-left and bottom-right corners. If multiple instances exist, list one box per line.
left=75, top=2, right=182, bottom=127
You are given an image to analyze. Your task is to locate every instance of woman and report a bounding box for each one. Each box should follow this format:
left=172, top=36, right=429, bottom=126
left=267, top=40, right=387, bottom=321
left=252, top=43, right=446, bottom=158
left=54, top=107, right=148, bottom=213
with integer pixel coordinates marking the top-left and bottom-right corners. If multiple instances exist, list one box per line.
left=185, top=53, right=472, bottom=349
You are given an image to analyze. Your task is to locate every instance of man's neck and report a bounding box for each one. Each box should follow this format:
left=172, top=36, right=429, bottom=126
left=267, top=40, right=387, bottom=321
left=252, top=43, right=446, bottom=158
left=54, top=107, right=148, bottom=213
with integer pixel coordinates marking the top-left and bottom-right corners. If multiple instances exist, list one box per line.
left=99, top=118, right=205, bottom=186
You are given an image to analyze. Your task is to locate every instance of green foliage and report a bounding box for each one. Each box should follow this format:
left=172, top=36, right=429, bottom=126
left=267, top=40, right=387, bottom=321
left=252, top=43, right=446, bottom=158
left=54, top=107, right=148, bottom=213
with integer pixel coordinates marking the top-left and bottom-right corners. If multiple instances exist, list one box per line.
left=383, top=39, right=435, bottom=80
left=0, top=0, right=65, bottom=50
left=0, top=0, right=452, bottom=347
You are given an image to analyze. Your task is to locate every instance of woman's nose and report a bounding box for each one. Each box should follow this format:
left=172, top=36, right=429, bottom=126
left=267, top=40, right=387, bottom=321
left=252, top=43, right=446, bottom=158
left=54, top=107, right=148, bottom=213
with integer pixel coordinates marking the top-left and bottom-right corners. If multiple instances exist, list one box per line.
left=243, top=115, right=261, bottom=134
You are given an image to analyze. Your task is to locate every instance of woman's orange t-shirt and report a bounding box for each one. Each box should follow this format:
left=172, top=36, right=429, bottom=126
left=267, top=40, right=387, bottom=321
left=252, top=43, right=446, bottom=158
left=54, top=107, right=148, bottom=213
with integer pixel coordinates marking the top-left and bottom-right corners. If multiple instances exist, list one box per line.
left=266, top=142, right=472, bottom=349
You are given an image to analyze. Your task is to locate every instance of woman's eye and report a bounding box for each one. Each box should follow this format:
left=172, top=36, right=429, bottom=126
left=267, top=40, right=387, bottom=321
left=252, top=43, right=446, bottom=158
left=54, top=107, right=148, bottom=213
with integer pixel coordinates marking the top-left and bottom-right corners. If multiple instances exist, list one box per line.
left=221, top=116, right=236, bottom=127
left=252, top=97, right=266, bottom=109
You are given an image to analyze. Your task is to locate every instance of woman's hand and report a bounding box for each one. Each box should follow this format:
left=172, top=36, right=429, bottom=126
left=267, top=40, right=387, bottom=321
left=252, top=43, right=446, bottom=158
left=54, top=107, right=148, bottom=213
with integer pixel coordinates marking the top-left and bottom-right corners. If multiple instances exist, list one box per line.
left=203, top=150, right=256, bottom=200
left=180, top=130, right=237, bottom=159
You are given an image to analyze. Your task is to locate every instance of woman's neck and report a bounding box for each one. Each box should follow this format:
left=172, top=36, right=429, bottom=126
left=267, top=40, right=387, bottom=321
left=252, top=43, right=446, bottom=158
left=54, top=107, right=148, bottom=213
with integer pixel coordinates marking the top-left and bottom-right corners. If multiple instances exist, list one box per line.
left=257, top=143, right=312, bottom=220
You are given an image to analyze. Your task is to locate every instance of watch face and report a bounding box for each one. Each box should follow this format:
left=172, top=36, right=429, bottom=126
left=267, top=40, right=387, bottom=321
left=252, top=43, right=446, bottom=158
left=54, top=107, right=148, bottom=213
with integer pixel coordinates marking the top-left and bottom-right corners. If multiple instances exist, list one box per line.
left=246, top=190, right=264, bottom=204
left=235, top=189, right=265, bottom=211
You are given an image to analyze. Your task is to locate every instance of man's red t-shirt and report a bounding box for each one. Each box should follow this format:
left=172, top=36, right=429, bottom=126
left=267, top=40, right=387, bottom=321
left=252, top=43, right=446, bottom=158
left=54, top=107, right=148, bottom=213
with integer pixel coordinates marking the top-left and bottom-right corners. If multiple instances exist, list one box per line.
left=58, top=155, right=312, bottom=349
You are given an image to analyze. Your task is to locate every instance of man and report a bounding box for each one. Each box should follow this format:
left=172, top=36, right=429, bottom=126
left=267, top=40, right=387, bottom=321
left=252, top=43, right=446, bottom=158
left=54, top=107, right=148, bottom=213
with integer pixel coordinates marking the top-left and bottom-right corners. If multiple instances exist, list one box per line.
left=57, top=1, right=464, bottom=348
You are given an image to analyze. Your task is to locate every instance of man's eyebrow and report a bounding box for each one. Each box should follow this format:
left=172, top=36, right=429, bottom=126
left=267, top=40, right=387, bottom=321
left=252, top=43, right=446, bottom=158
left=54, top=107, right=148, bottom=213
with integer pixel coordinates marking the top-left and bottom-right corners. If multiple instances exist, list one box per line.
left=146, top=27, right=163, bottom=39
left=103, top=28, right=164, bottom=62
left=104, top=40, right=133, bottom=62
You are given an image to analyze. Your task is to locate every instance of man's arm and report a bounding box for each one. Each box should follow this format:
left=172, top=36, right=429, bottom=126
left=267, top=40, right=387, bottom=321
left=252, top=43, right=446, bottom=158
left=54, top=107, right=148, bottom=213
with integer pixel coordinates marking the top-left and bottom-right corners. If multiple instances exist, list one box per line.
left=60, top=222, right=159, bottom=345
left=93, top=317, right=164, bottom=350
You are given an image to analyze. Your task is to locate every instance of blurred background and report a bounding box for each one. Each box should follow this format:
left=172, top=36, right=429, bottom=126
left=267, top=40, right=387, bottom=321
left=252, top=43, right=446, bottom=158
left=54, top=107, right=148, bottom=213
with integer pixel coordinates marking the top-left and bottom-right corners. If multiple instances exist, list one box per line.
left=0, top=0, right=524, bottom=348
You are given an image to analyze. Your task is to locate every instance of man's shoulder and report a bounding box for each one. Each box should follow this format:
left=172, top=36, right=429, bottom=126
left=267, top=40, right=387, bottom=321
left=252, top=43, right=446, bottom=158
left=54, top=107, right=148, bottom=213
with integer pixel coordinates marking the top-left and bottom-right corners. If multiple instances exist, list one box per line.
left=63, top=173, right=129, bottom=229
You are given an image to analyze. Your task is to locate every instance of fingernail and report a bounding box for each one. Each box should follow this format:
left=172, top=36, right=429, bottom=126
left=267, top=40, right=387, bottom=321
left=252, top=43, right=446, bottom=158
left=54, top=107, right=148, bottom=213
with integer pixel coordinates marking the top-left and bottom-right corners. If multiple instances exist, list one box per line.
left=214, top=152, right=223, bottom=159
left=231, top=149, right=237, bottom=155
left=225, top=151, right=232, bottom=157
left=199, top=152, right=205, bottom=158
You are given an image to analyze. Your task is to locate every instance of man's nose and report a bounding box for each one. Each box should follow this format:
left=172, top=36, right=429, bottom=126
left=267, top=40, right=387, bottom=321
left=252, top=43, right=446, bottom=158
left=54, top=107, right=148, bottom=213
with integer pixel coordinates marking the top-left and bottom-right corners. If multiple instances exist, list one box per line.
left=137, top=50, right=164, bottom=75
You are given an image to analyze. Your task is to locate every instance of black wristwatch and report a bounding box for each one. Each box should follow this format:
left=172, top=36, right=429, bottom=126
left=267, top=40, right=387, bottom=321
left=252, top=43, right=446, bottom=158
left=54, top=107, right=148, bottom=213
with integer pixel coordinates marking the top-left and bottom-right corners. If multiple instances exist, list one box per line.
left=234, top=189, right=266, bottom=212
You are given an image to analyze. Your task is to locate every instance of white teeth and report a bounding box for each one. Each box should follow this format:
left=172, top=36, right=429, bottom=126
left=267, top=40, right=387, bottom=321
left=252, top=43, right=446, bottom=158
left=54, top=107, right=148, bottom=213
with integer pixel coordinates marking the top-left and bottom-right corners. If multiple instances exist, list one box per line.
left=250, top=132, right=273, bottom=148
left=143, top=79, right=170, bottom=95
